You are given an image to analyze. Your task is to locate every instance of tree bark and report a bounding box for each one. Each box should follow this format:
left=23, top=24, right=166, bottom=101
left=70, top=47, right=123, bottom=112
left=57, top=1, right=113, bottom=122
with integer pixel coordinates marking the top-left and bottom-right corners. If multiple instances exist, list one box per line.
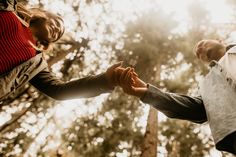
left=140, top=107, right=158, bottom=157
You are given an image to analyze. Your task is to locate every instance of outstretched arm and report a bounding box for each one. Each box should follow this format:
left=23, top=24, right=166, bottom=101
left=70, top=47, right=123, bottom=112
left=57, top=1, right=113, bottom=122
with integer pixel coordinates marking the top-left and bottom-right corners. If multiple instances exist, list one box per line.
left=30, top=62, right=124, bottom=100
left=141, top=84, right=207, bottom=123
left=118, top=69, right=207, bottom=124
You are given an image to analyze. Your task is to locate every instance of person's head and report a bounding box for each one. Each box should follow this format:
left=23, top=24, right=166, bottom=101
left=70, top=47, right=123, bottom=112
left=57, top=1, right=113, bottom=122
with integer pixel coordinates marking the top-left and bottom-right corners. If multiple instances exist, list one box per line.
left=17, top=4, right=65, bottom=50
left=194, top=39, right=226, bottom=63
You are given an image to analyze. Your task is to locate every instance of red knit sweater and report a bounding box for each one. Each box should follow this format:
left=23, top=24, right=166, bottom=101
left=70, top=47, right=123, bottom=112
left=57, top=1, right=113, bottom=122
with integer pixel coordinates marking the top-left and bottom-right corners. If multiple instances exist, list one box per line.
left=0, top=11, right=36, bottom=74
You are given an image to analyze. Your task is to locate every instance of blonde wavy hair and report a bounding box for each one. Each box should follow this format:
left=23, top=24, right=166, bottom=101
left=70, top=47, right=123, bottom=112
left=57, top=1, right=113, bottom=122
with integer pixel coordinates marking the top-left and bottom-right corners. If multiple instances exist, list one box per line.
left=15, top=4, right=65, bottom=50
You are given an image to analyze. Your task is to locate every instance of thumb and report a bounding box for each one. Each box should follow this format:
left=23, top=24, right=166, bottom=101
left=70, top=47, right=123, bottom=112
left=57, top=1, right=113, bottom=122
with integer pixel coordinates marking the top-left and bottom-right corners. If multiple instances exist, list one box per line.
left=110, top=61, right=123, bottom=69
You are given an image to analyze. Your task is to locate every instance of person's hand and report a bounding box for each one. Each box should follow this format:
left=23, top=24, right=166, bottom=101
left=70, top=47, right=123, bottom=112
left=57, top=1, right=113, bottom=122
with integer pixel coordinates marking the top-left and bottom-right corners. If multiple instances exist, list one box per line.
left=119, top=68, right=148, bottom=98
left=105, top=62, right=125, bottom=88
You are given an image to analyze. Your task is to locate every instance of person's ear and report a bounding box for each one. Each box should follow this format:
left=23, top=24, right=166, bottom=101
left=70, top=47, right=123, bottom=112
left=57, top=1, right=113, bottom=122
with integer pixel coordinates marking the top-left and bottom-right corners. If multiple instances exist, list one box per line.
left=37, top=40, right=50, bottom=50
left=33, top=41, right=47, bottom=51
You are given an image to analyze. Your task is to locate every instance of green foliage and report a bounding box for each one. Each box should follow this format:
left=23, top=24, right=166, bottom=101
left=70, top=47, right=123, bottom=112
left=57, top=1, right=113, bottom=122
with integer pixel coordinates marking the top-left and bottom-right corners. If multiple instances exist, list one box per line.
left=119, top=9, right=180, bottom=84
left=159, top=119, right=213, bottom=157
left=61, top=90, right=144, bottom=157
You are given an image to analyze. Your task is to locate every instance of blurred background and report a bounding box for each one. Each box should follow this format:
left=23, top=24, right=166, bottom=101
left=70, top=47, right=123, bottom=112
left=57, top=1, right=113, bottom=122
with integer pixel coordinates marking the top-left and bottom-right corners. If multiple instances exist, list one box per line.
left=1, top=0, right=236, bottom=156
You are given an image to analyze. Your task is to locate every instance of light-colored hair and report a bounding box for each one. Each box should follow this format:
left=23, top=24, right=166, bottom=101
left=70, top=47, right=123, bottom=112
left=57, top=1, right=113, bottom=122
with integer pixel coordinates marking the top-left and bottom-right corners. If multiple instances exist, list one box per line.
left=193, top=39, right=226, bottom=62
left=16, top=4, right=65, bottom=49
left=193, top=40, right=206, bottom=59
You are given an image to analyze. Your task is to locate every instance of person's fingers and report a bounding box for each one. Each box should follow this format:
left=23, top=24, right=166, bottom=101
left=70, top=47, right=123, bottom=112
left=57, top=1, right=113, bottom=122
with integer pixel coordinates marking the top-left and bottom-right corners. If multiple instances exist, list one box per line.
left=110, top=61, right=123, bottom=70
left=116, top=67, right=123, bottom=75
left=113, top=67, right=124, bottom=85
left=132, top=71, right=138, bottom=77
left=130, top=68, right=138, bottom=77
left=128, top=72, right=135, bottom=86
left=106, top=62, right=123, bottom=87
left=123, top=68, right=133, bottom=85
left=119, top=67, right=129, bottom=84
left=131, top=77, right=135, bottom=85
left=119, top=67, right=131, bottom=85
left=125, top=69, right=134, bottom=85
left=135, top=77, right=147, bottom=88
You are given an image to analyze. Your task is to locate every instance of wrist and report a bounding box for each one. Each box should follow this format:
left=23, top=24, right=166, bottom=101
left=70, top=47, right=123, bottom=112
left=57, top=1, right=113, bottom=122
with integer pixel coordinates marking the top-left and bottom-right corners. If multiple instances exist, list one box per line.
left=139, top=83, right=149, bottom=99
left=103, top=72, right=116, bottom=90
left=135, top=87, right=148, bottom=98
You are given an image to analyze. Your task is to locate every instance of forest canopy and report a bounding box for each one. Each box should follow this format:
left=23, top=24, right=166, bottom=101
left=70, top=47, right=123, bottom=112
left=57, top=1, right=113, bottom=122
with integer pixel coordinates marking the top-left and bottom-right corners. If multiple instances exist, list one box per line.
left=0, top=0, right=236, bottom=157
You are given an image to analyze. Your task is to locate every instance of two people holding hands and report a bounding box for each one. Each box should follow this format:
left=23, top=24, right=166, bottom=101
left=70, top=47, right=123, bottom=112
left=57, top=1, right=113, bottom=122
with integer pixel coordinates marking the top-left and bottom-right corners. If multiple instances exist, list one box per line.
left=1, top=0, right=236, bottom=155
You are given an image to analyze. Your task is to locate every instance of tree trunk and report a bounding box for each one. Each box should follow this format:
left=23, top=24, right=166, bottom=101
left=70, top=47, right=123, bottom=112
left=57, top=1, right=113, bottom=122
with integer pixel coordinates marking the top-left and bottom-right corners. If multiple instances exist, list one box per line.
left=140, top=107, right=158, bottom=157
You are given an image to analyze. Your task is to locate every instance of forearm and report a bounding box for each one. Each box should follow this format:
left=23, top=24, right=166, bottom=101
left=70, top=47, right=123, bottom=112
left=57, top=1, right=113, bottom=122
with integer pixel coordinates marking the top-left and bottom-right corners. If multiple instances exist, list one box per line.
left=30, top=69, right=113, bottom=100
left=141, top=84, right=207, bottom=123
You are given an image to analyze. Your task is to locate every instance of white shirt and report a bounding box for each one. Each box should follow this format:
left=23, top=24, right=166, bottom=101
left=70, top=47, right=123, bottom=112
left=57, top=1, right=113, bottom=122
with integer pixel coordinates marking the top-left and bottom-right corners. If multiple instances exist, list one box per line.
left=218, top=46, right=236, bottom=81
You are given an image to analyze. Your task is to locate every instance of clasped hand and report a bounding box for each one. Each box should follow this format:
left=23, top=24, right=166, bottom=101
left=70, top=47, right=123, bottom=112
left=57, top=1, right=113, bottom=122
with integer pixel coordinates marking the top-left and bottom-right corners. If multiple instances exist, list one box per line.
left=105, top=62, right=147, bottom=98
